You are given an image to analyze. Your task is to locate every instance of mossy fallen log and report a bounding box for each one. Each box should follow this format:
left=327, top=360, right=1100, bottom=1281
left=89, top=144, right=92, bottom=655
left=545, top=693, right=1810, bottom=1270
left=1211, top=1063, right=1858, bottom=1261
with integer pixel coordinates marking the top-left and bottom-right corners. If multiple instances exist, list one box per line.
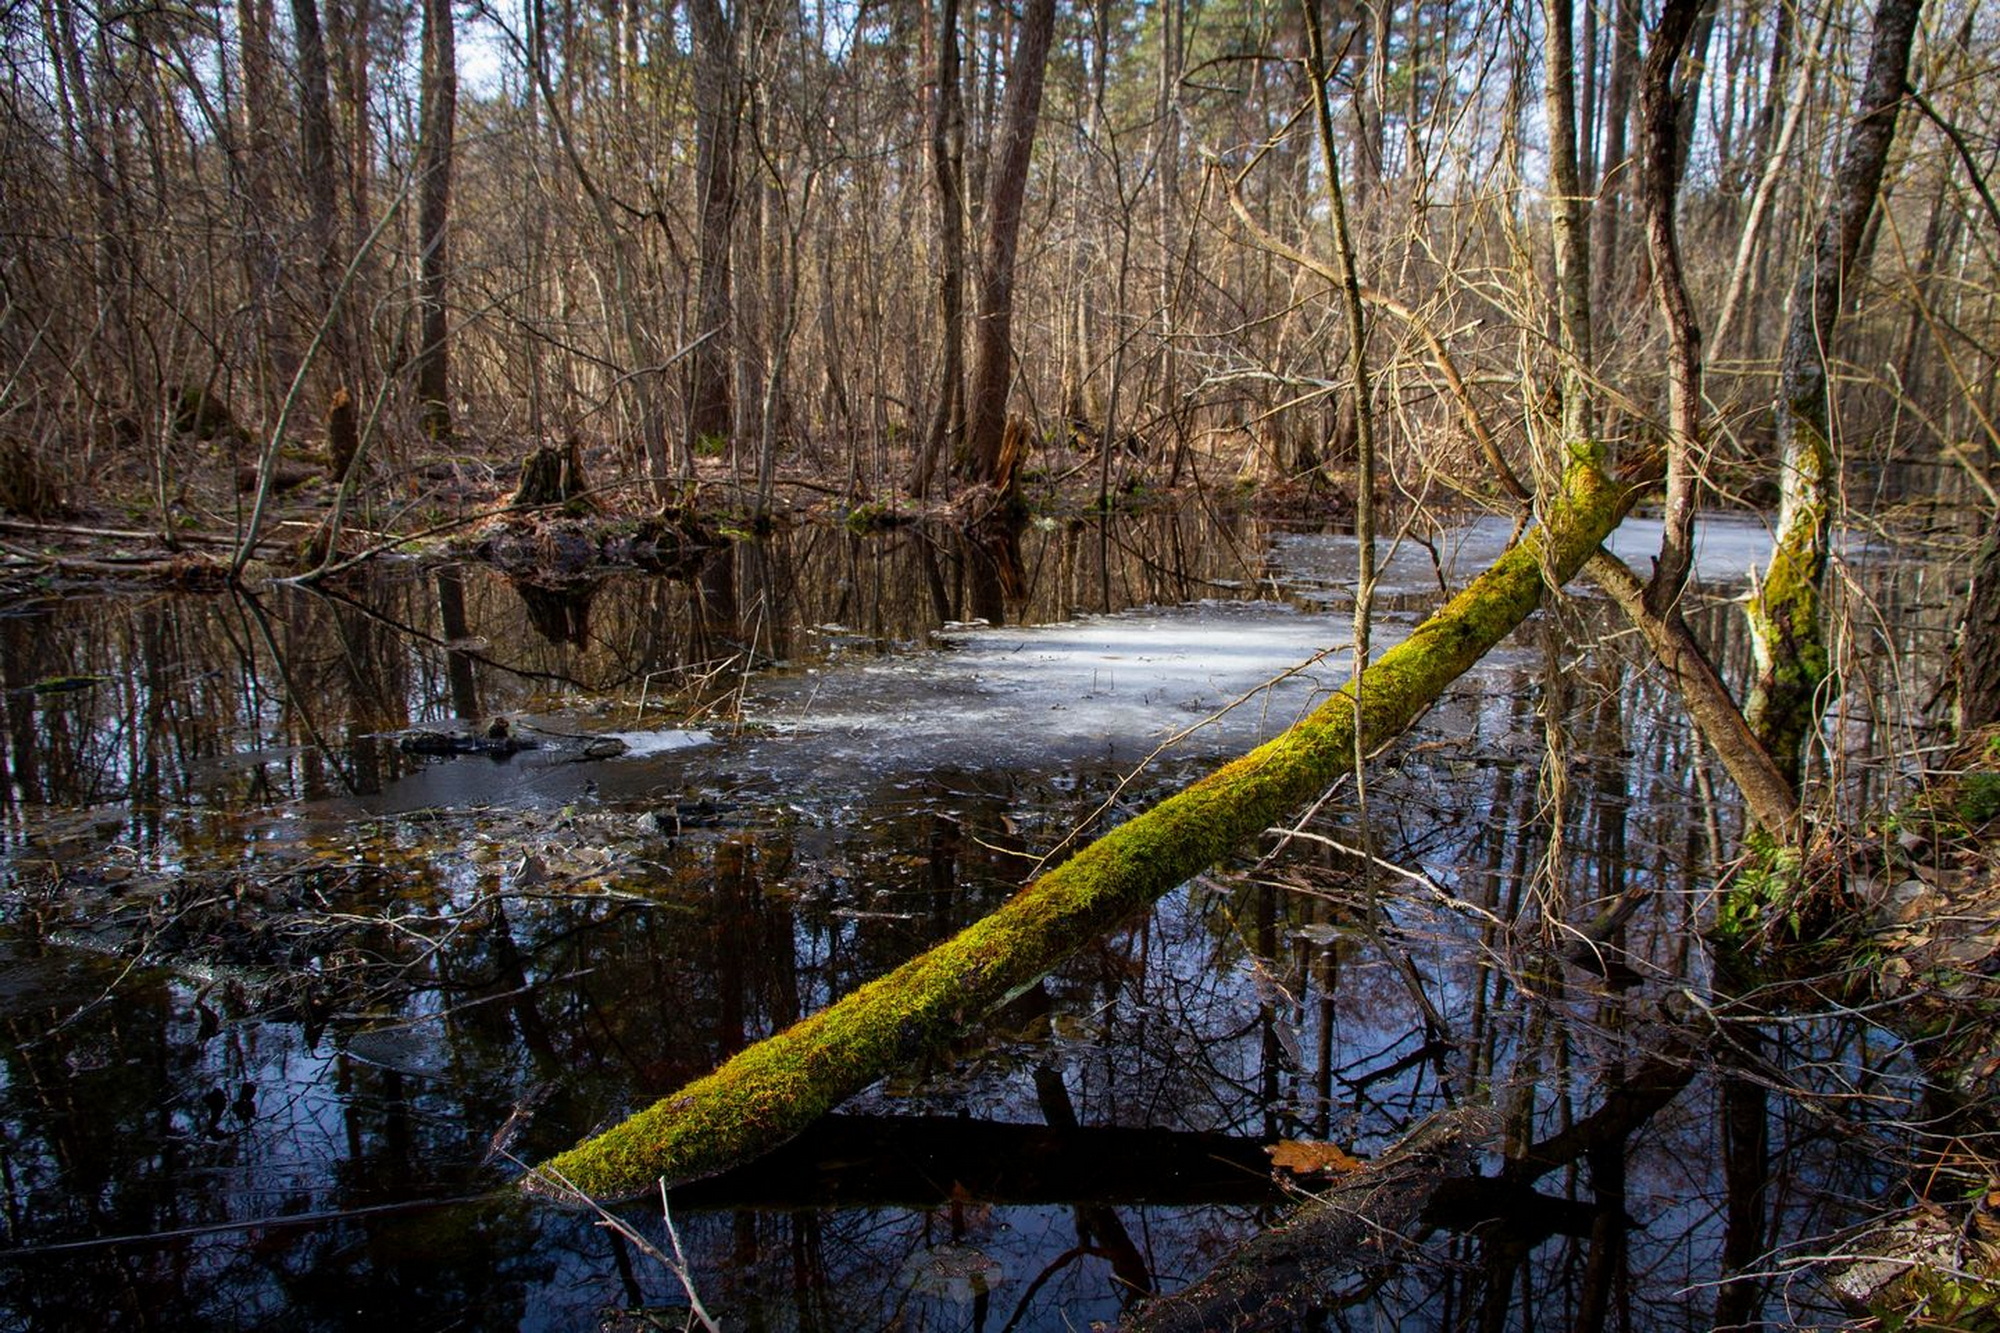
left=526, top=463, right=1635, bottom=1202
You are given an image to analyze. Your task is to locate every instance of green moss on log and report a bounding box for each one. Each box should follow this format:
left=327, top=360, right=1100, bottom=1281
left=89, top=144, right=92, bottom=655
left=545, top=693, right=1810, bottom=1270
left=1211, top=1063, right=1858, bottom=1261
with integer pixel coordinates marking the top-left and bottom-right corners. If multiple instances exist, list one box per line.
left=526, top=463, right=1635, bottom=1203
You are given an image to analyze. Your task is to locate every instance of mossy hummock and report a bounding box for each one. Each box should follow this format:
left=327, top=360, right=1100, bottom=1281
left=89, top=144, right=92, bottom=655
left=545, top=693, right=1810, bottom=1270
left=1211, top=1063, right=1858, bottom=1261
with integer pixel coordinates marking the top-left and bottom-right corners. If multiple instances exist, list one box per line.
left=526, top=463, right=1635, bottom=1202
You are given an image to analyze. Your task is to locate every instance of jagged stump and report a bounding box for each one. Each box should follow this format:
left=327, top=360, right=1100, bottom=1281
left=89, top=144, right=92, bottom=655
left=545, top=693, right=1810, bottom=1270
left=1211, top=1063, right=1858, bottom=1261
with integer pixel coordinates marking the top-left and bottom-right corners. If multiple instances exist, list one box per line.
left=511, top=435, right=592, bottom=509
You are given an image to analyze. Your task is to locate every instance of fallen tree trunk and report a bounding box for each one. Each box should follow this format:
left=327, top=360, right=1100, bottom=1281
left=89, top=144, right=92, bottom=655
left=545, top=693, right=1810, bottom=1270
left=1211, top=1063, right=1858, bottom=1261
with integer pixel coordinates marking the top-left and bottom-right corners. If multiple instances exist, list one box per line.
left=667, top=1113, right=1280, bottom=1210
left=526, top=463, right=1635, bottom=1202
left=1123, top=1107, right=1499, bottom=1332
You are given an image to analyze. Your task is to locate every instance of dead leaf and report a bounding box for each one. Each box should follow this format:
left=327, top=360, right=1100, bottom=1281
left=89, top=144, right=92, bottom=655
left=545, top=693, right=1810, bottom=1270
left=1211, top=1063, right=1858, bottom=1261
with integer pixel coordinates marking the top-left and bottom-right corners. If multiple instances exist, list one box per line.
left=1269, top=1140, right=1366, bottom=1175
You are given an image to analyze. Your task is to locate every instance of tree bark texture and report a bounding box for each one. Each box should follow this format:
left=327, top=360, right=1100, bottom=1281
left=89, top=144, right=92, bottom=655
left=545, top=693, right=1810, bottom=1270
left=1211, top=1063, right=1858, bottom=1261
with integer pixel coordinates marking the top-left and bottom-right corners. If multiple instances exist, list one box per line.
left=1960, top=521, right=2000, bottom=732
left=961, top=0, right=1057, bottom=483
left=686, top=0, right=739, bottom=453
left=414, top=0, right=457, bottom=444
left=525, top=461, right=1636, bottom=1201
left=1747, top=0, right=1923, bottom=786
left=913, top=0, right=966, bottom=498
left=1543, top=0, right=1595, bottom=454
left=1637, top=0, right=1705, bottom=616
left=234, top=0, right=298, bottom=394
left=290, top=0, right=354, bottom=395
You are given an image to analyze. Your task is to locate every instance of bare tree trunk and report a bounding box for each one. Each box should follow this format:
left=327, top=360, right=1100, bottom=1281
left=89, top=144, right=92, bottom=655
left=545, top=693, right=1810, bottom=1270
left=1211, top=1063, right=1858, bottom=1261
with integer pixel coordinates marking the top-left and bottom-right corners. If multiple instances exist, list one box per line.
left=1747, top=0, right=1924, bottom=786
left=1155, top=0, right=1186, bottom=482
left=1960, top=522, right=2000, bottom=732
left=1591, top=0, right=1799, bottom=839
left=687, top=0, right=739, bottom=457
left=961, top=0, right=1056, bottom=484
left=330, top=0, right=373, bottom=258
left=1640, top=0, right=1706, bottom=615
left=913, top=0, right=966, bottom=498
left=1587, top=0, right=1637, bottom=330
left=1591, top=555, right=1799, bottom=834
left=234, top=0, right=297, bottom=399
left=291, top=0, right=352, bottom=388
left=1544, top=0, right=1595, bottom=454
left=413, top=0, right=457, bottom=445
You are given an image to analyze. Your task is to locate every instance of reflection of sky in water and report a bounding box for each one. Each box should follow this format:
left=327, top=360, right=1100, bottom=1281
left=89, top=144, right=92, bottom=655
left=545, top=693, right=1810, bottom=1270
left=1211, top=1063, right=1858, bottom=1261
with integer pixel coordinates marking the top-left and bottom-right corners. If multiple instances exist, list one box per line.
left=0, top=510, right=1935, bottom=1329
left=1273, top=508, right=1790, bottom=604
left=744, top=601, right=1375, bottom=768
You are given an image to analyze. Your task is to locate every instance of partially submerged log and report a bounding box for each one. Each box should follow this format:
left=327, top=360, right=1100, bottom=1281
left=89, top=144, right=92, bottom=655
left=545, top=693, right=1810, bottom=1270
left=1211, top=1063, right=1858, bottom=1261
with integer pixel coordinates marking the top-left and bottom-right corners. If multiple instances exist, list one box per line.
left=668, top=1113, right=1280, bottom=1210
left=398, top=728, right=538, bottom=757
left=1122, top=1107, right=1498, bottom=1332
left=525, top=463, right=1635, bottom=1202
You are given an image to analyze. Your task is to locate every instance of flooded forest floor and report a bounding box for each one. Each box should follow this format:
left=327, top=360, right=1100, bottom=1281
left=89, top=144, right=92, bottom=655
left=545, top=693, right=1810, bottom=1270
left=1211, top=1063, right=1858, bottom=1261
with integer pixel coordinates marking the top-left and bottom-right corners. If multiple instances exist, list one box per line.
left=2, top=457, right=1999, bottom=1330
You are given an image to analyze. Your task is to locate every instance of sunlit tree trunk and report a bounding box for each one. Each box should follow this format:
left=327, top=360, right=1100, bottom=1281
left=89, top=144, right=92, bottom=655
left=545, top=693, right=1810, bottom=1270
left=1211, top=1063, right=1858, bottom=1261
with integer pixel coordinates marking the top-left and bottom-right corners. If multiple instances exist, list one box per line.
left=1640, top=0, right=1706, bottom=615
left=1543, top=0, right=1595, bottom=457
left=1747, top=0, right=1924, bottom=785
left=961, top=0, right=1056, bottom=484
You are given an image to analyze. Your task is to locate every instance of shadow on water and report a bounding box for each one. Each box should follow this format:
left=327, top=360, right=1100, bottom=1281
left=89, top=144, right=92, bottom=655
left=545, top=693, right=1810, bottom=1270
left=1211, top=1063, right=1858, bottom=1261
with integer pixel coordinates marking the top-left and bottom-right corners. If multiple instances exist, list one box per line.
left=0, top=505, right=1962, bottom=1329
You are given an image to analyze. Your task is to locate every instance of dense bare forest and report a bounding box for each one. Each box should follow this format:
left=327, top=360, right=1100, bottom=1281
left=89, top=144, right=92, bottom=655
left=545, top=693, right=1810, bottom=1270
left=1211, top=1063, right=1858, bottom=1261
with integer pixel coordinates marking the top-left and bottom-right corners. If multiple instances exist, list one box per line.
left=3, top=0, right=1994, bottom=531
left=8, top=0, right=2000, bottom=1325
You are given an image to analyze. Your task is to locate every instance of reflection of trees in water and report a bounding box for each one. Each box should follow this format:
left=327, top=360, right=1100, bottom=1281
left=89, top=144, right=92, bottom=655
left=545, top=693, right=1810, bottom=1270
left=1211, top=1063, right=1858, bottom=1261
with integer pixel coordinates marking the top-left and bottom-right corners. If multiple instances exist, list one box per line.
left=509, top=577, right=597, bottom=647
left=0, top=517, right=1966, bottom=1328
left=1160, top=598, right=1922, bottom=1329
left=0, top=506, right=1266, bottom=825
left=0, top=952, right=535, bottom=1329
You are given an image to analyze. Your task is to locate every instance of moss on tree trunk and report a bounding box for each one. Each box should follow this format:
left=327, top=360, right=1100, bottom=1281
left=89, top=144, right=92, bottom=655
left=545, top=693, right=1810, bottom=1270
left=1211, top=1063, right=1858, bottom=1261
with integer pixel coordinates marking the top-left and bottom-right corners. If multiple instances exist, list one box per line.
left=525, top=463, right=1635, bottom=1203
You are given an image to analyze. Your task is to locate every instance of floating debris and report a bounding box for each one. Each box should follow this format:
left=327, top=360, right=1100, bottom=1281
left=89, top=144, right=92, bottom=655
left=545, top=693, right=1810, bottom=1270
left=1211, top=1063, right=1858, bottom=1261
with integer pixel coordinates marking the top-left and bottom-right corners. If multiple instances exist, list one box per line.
left=398, top=729, right=539, bottom=757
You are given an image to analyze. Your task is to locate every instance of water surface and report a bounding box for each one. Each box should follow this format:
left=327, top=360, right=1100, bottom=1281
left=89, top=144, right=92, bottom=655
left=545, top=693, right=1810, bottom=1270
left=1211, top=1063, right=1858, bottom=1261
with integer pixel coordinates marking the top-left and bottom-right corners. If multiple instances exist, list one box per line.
left=0, top=506, right=1950, bottom=1330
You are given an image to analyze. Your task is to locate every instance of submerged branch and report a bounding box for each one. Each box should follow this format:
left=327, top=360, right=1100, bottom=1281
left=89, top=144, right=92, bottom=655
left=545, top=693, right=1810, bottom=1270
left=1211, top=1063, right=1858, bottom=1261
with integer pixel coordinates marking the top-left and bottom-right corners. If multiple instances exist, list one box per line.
left=1587, top=551, right=1800, bottom=835
left=1123, top=1106, right=1499, bottom=1332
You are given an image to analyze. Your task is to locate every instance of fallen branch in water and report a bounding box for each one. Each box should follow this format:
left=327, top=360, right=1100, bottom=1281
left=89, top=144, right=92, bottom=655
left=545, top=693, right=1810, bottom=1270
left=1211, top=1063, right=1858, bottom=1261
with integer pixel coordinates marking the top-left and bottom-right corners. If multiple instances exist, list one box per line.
left=524, top=463, right=1636, bottom=1202
left=1122, top=1106, right=1498, bottom=1333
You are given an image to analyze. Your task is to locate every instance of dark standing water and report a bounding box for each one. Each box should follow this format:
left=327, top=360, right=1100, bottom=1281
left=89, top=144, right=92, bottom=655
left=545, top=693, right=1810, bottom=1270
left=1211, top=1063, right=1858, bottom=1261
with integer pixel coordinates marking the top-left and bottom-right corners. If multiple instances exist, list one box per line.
left=0, top=506, right=1957, bottom=1330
